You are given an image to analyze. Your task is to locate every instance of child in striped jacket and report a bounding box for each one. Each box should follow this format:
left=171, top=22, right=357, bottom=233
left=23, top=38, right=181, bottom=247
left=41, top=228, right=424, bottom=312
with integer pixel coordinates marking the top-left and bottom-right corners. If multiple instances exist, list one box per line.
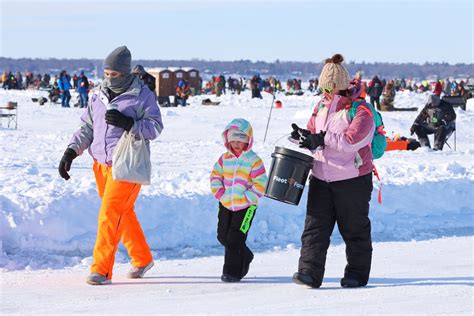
left=210, top=118, right=268, bottom=282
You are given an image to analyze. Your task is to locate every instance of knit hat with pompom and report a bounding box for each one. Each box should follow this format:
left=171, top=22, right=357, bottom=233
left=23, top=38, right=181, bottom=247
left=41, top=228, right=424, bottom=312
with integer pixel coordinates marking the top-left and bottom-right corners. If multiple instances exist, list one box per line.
left=318, top=54, right=350, bottom=91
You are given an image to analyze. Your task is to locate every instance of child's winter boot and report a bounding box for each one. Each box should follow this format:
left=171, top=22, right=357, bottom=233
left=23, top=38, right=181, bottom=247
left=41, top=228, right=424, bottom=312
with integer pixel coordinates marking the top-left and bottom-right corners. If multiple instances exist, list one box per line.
left=241, top=250, right=254, bottom=278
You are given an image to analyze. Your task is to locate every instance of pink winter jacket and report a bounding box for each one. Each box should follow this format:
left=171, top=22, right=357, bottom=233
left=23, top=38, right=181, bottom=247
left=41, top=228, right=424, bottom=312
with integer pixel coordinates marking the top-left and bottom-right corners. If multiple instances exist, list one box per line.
left=307, top=95, right=375, bottom=182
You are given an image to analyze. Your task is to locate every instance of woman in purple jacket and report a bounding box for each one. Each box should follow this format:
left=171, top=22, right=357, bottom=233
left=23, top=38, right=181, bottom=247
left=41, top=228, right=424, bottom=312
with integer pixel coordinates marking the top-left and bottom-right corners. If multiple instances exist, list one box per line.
left=290, top=54, right=375, bottom=289
left=58, top=46, right=163, bottom=285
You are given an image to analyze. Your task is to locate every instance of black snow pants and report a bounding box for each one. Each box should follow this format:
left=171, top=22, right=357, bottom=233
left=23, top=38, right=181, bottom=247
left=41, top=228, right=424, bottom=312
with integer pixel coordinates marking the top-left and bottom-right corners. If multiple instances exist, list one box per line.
left=298, top=173, right=373, bottom=285
left=414, top=124, right=452, bottom=150
left=370, top=96, right=381, bottom=111
left=251, top=88, right=262, bottom=99
left=217, top=203, right=256, bottom=279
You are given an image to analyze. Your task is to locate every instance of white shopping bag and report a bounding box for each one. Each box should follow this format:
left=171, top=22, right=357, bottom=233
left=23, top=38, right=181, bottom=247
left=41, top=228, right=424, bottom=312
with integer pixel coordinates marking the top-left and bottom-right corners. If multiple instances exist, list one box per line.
left=112, top=131, right=151, bottom=185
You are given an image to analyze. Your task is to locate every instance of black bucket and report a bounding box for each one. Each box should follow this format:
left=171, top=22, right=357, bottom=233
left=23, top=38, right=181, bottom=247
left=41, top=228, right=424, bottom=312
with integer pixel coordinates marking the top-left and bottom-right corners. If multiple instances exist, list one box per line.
left=265, top=146, right=314, bottom=205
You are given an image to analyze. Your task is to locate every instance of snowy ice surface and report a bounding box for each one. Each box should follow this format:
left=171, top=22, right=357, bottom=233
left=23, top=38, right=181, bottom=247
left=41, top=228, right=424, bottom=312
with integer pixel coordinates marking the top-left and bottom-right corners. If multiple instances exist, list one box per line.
left=1, top=88, right=473, bottom=314
left=1, top=89, right=473, bottom=270
left=2, top=237, right=473, bottom=315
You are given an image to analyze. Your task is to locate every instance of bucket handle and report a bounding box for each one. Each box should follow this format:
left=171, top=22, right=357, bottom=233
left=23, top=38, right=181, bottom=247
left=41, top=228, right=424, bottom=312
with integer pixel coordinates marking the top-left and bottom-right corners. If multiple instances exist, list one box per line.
left=272, top=133, right=293, bottom=147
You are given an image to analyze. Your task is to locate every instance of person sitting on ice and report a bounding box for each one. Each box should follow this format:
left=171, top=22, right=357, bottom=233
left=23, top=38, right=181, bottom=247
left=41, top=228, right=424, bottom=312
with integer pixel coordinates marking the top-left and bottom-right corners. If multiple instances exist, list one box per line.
left=410, top=94, right=456, bottom=151
left=174, top=79, right=190, bottom=106
left=210, top=118, right=267, bottom=283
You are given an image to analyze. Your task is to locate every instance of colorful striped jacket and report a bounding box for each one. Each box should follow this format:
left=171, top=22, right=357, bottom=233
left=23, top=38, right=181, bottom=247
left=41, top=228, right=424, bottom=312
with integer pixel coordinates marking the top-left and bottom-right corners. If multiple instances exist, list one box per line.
left=210, top=118, right=267, bottom=211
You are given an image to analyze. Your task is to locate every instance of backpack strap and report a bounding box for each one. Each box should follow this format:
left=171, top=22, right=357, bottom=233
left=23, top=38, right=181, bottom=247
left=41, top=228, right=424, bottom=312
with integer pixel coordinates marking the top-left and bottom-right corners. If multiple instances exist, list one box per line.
left=349, top=100, right=373, bottom=121
left=372, top=163, right=382, bottom=204
left=350, top=101, right=386, bottom=137
left=312, top=100, right=324, bottom=117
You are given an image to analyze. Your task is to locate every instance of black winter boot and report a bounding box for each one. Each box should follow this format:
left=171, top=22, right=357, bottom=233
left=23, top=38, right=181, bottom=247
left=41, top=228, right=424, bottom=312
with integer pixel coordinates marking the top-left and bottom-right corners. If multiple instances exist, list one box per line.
left=407, top=139, right=421, bottom=151
left=418, top=137, right=431, bottom=148
left=292, top=272, right=321, bottom=288
left=241, top=248, right=254, bottom=279
left=340, top=277, right=366, bottom=288
left=221, top=274, right=241, bottom=283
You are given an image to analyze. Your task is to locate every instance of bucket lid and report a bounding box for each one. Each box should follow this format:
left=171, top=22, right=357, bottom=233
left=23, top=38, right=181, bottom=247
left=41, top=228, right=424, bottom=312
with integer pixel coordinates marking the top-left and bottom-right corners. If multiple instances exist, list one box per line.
left=273, top=146, right=314, bottom=163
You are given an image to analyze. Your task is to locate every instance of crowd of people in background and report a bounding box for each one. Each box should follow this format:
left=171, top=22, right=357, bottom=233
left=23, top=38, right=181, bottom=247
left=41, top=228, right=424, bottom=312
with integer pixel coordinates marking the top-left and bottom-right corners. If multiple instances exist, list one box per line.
left=202, top=75, right=287, bottom=98
left=1, top=70, right=93, bottom=107
left=200, top=74, right=470, bottom=106
left=0, top=67, right=471, bottom=154
left=1, top=69, right=470, bottom=109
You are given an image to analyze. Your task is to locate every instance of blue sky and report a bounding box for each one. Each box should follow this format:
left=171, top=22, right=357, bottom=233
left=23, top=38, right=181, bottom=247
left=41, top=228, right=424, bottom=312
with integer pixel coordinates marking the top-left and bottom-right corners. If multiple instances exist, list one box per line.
left=1, top=0, right=472, bottom=64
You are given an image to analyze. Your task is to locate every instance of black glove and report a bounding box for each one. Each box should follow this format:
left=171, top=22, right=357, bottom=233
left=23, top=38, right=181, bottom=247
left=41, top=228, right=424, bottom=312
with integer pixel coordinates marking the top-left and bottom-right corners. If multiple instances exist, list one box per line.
left=105, top=109, right=134, bottom=131
left=290, top=123, right=311, bottom=141
left=410, top=123, right=418, bottom=135
left=58, top=148, right=78, bottom=180
left=407, top=140, right=421, bottom=151
left=299, top=131, right=326, bottom=150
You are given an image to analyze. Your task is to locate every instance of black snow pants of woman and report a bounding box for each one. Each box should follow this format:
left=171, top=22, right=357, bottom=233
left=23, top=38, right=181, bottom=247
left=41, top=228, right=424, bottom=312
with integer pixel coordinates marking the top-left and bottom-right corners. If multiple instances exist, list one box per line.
left=217, top=203, right=256, bottom=279
left=298, top=173, right=373, bottom=286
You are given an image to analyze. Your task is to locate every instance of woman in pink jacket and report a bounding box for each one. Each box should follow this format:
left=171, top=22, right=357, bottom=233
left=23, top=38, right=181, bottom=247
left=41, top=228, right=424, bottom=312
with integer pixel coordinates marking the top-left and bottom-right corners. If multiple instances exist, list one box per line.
left=290, top=54, right=375, bottom=289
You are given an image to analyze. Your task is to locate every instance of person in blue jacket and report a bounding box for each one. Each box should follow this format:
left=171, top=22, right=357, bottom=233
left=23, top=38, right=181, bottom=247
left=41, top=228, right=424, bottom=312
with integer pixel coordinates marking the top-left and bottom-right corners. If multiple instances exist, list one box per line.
left=57, top=70, right=72, bottom=107
left=77, top=71, right=89, bottom=108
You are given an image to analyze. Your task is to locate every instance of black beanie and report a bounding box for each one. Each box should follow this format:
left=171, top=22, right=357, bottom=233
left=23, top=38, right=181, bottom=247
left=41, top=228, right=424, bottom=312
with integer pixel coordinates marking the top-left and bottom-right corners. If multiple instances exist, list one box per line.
left=103, top=46, right=131, bottom=75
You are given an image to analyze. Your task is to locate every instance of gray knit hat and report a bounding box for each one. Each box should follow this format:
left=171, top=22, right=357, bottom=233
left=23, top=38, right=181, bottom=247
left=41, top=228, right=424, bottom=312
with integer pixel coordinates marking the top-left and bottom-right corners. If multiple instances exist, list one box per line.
left=427, top=94, right=441, bottom=107
left=103, top=46, right=131, bottom=75
left=318, top=54, right=350, bottom=91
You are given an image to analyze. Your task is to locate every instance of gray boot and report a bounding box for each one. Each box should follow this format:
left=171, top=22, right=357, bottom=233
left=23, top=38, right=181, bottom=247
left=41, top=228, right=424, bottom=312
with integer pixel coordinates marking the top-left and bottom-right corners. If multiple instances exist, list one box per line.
left=127, top=261, right=154, bottom=279
left=86, top=273, right=111, bottom=285
left=418, top=137, right=431, bottom=148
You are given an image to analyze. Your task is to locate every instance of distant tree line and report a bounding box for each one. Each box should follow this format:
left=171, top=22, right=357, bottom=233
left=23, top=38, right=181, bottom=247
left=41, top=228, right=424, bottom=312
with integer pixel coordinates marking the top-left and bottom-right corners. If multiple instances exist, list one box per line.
left=0, top=57, right=472, bottom=80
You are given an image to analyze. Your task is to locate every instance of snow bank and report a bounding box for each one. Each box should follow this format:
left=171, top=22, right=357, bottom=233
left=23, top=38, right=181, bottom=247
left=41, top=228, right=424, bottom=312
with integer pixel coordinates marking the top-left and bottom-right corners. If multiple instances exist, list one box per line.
left=1, top=89, right=473, bottom=270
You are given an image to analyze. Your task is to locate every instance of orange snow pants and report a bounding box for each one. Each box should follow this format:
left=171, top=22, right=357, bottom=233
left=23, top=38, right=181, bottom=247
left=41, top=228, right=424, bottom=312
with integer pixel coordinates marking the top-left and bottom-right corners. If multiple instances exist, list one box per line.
left=91, top=161, right=153, bottom=279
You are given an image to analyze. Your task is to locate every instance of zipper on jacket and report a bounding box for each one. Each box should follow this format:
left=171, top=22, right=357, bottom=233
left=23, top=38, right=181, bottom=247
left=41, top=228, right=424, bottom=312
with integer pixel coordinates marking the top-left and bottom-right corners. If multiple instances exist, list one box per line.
left=230, top=155, right=239, bottom=211
left=101, top=91, right=124, bottom=164
left=104, top=123, right=109, bottom=163
left=319, top=104, right=330, bottom=182
left=101, top=92, right=110, bottom=163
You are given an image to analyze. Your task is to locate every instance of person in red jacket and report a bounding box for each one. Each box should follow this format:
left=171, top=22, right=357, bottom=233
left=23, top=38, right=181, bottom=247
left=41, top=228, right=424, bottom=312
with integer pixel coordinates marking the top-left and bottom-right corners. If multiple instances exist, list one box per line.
left=433, top=79, right=443, bottom=96
left=175, top=79, right=190, bottom=106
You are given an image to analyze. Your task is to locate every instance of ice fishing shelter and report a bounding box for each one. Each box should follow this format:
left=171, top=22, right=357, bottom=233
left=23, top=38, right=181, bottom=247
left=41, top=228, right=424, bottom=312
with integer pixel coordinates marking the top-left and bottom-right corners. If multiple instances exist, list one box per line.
left=168, top=67, right=186, bottom=92
left=147, top=68, right=173, bottom=97
left=183, top=67, right=201, bottom=95
left=146, top=67, right=201, bottom=104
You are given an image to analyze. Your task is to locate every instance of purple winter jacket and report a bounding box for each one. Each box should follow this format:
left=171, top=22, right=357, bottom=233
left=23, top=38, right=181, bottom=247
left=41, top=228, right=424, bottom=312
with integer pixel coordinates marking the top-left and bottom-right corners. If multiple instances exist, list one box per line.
left=68, top=78, right=163, bottom=165
left=307, top=94, right=375, bottom=182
